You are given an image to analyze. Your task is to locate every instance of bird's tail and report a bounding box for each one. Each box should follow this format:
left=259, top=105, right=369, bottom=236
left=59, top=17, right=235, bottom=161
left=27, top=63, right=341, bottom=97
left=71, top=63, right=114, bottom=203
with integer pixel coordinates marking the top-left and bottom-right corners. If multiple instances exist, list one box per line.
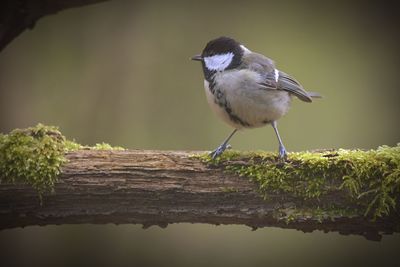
left=307, top=91, right=322, bottom=99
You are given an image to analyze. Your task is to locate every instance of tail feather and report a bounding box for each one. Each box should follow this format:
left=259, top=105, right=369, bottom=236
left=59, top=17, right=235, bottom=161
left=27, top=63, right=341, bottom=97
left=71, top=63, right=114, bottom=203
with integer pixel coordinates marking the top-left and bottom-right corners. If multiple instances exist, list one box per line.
left=307, top=91, right=322, bottom=99
left=274, top=70, right=322, bottom=102
left=278, top=72, right=312, bottom=102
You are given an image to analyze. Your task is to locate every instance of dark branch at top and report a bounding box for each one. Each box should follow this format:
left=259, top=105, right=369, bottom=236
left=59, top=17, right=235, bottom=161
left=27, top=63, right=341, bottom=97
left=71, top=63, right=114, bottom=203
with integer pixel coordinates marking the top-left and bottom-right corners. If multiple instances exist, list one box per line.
left=0, top=0, right=109, bottom=52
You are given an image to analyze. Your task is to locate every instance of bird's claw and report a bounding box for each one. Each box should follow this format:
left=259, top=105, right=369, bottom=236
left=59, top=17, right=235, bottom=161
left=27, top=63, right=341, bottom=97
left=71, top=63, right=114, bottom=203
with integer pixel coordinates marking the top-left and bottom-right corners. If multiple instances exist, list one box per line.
left=210, top=144, right=231, bottom=160
left=278, top=145, right=288, bottom=161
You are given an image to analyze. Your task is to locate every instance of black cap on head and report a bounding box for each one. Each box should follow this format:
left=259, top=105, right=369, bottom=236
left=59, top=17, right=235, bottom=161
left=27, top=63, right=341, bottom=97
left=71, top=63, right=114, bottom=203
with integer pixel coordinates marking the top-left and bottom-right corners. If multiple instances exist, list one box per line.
left=201, top=36, right=242, bottom=58
left=201, top=36, right=244, bottom=71
left=192, top=36, right=245, bottom=82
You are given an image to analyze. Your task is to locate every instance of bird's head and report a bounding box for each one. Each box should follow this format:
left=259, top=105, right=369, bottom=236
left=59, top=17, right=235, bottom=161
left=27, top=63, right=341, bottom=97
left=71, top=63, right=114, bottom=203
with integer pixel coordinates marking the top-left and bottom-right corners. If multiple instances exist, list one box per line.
left=192, top=37, right=246, bottom=78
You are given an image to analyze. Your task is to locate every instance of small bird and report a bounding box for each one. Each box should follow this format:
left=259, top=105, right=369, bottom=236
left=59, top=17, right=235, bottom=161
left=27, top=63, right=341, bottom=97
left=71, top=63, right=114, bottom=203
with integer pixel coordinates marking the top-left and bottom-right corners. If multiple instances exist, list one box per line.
left=191, top=36, right=320, bottom=160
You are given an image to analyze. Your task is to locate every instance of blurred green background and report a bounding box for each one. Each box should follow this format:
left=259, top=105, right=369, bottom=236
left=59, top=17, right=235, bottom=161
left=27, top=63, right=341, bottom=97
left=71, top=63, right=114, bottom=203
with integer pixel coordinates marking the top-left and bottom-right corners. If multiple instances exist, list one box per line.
left=0, top=0, right=399, bottom=266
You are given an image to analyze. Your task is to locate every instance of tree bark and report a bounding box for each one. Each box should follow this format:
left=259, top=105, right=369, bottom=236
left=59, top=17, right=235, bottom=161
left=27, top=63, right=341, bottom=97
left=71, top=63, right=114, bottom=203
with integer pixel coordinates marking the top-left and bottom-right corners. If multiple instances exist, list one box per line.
left=0, top=149, right=399, bottom=241
left=0, top=0, right=109, bottom=52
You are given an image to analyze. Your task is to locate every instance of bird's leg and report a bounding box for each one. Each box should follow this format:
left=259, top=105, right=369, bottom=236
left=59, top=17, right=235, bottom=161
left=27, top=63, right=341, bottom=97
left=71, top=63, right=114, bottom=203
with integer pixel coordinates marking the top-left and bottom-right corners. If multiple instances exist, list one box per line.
left=210, top=129, right=237, bottom=159
left=271, top=121, right=287, bottom=160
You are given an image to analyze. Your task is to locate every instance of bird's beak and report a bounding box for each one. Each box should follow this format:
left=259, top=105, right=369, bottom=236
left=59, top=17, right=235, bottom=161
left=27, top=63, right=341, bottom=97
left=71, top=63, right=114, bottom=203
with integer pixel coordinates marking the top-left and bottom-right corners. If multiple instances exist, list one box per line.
left=191, top=54, right=203, bottom=61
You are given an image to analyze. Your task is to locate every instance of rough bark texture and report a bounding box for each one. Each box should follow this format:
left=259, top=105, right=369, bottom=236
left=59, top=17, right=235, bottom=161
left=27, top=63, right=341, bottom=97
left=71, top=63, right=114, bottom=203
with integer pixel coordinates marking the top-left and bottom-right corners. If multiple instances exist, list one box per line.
left=0, top=149, right=399, bottom=241
left=0, top=0, right=109, bottom=52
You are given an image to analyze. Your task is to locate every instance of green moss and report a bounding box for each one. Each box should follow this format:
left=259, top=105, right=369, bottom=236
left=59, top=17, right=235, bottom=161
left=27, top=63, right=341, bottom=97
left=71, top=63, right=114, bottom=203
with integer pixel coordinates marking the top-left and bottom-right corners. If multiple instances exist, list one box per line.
left=65, top=140, right=124, bottom=151
left=91, top=142, right=125, bottom=151
left=196, top=145, right=400, bottom=220
left=0, top=124, right=66, bottom=198
left=221, top=186, right=239, bottom=193
left=65, top=140, right=83, bottom=151
left=0, top=124, right=125, bottom=199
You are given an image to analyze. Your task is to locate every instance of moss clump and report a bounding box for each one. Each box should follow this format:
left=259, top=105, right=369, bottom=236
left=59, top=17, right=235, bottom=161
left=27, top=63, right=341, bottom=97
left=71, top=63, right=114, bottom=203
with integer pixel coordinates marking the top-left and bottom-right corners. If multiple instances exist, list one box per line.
left=0, top=124, right=66, bottom=198
left=0, top=124, right=125, bottom=198
left=91, top=142, right=125, bottom=151
left=65, top=140, right=125, bottom=151
left=65, top=140, right=83, bottom=151
left=197, top=145, right=400, bottom=220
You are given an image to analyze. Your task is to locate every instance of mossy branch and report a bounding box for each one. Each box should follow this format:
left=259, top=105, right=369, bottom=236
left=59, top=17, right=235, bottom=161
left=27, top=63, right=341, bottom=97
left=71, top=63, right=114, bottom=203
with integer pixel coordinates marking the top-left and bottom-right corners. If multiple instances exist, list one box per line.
left=0, top=124, right=399, bottom=241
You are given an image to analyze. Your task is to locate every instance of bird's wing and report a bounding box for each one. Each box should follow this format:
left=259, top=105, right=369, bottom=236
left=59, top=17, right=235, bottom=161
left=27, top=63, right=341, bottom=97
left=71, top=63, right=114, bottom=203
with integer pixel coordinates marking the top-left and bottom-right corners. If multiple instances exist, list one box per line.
left=276, top=71, right=312, bottom=102
left=243, top=52, right=318, bottom=102
left=242, top=52, right=277, bottom=89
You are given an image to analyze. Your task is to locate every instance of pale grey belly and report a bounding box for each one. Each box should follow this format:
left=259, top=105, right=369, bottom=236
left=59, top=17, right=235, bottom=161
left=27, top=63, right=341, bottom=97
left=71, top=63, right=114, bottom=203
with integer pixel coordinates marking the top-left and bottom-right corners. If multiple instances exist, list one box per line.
left=204, top=80, right=291, bottom=129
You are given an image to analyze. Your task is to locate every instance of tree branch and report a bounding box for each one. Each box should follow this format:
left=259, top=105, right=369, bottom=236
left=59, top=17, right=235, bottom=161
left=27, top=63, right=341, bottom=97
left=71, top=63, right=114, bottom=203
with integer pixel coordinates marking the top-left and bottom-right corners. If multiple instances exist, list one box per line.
left=1, top=149, right=399, bottom=241
left=0, top=0, right=109, bottom=52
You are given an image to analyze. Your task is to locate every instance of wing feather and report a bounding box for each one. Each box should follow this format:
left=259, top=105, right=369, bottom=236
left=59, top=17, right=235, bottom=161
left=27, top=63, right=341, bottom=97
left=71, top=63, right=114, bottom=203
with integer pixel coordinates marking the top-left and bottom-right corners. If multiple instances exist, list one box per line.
left=242, top=52, right=320, bottom=102
left=277, top=71, right=312, bottom=102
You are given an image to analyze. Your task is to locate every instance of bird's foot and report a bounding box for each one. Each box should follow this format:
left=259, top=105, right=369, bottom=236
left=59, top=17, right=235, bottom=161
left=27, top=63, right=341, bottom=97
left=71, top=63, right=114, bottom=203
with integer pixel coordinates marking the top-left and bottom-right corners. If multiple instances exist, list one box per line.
left=278, top=145, right=288, bottom=161
left=210, top=144, right=231, bottom=160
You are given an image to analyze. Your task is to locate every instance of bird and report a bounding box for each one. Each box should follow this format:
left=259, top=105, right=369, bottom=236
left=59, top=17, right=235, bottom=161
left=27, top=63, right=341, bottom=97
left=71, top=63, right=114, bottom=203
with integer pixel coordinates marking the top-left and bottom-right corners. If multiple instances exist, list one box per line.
left=191, top=36, right=321, bottom=160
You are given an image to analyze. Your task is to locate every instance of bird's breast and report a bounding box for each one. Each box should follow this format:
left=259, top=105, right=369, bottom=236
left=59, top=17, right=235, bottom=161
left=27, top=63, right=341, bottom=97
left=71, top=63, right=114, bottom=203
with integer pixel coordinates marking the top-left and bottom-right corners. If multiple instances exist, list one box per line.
left=204, top=70, right=291, bottom=129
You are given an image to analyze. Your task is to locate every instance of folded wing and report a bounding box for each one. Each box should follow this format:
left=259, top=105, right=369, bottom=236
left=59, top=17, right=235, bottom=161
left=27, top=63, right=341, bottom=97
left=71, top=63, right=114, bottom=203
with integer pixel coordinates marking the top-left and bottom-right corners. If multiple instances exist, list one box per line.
left=277, top=71, right=312, bottom=102
left=243, top=52, right=320, bottom=102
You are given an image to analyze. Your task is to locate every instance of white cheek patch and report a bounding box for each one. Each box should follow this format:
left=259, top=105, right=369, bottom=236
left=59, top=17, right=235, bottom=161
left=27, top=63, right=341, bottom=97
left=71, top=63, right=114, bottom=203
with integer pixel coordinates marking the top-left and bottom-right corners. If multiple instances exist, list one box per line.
left=204, top=52, right=234, bottom=71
